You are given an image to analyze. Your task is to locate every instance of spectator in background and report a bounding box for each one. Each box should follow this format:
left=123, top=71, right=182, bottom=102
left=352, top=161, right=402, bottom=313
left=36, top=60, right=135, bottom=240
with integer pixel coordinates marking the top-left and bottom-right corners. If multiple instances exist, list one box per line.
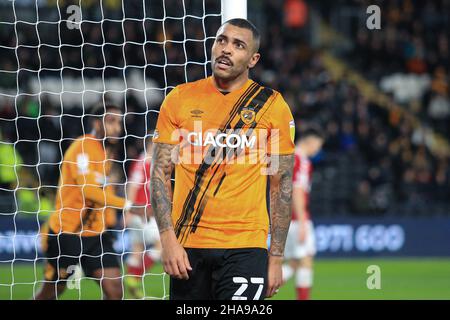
left=351, top=180, right=373, bottom=214
left=284, top=0, right=308, bottom=29
left=428, top=92, right=450, bottom=136
left=435, top=159, right=450, bottom=204
left=1, top=0, right=448, bottom=219
left=339, top=121, right=357, bottom=152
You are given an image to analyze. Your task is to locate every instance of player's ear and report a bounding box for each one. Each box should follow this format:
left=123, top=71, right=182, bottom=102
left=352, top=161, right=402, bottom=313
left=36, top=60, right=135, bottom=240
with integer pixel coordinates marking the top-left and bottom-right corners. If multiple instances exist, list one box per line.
left=248, top=52, right=260, bottom=69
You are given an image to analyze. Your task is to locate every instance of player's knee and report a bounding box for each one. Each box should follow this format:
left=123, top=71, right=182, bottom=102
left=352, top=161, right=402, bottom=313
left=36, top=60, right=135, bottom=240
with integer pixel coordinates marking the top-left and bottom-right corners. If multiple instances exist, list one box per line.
left=102, top=280, right=123, bottom=300
left=36, top=282, right=66, bottom=300
left=56, top=282, right=67, bottom=295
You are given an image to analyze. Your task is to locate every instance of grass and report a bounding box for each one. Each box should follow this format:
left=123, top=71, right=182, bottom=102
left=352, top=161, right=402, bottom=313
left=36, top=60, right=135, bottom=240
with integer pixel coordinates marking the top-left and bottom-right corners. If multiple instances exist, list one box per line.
left=1, top=258, right=450, bottom=300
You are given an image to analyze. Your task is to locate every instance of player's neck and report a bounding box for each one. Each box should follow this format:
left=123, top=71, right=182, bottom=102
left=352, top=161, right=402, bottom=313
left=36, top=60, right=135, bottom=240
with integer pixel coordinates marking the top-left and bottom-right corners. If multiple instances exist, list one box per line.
left=212, top=73, right=249, bottom=93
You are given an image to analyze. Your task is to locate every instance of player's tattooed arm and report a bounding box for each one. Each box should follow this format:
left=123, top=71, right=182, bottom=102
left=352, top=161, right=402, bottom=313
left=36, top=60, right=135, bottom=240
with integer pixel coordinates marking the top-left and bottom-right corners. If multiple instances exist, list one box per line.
left=150, top=142, right=177, bottom=233
left=269, top=154, right=295, bottom=256
left=150, top=142, right=191, bottom=280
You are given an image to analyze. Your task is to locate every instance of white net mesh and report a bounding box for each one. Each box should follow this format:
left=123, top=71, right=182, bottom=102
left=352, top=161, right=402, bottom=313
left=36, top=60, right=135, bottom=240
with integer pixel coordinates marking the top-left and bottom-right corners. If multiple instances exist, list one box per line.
left=0, top=0, right=222, bottom=300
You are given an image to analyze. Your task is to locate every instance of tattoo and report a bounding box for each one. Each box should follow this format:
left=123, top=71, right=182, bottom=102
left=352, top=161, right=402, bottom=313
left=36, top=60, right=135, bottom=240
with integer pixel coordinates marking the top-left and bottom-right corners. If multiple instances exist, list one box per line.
left=150, top=143, right=177, bottom=233
left=269, top=154, right=295, bottom=256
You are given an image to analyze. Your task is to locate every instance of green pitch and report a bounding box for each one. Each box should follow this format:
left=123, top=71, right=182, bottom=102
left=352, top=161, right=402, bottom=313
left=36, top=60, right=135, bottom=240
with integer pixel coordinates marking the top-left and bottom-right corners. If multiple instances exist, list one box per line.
left=1, top=258, right=450, bottom=300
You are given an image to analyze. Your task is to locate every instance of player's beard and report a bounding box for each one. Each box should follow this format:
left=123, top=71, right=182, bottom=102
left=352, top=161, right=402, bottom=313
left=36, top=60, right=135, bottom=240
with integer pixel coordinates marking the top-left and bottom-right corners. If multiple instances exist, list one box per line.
left=213, top=68, right=249, bottom=88
left=105, top=137, right=122, bottom=148
left=212, top=58, right=245, bottom=83
left=104, top=138, right=122, bottom=159
left=94, top=129, right=121, bottom=147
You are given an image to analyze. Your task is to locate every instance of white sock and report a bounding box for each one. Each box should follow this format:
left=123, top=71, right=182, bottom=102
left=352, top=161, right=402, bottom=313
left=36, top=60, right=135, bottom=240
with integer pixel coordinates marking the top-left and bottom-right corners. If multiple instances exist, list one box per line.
left=296, top=267, right=313, bottom=288
left=282, top=264, right=294, bottom=283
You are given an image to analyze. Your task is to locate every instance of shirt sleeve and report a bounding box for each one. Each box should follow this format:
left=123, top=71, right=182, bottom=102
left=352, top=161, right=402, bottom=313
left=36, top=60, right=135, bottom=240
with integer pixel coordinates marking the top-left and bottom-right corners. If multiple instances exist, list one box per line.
left=268, top=92, right=295, bottom=155
left=153, top=86, right=181, bottom=145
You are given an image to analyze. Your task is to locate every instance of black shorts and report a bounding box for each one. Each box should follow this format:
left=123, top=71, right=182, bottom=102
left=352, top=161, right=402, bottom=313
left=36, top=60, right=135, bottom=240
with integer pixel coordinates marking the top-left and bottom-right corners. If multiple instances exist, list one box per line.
left=170, top=248, right=268, bottom=300
left=43, top=228, right=121, bottom=281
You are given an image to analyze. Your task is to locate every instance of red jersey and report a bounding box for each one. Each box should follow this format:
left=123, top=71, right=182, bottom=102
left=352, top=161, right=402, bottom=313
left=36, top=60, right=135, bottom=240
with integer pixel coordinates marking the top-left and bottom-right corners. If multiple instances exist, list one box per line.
left=292, top=149, right=313, bottom=220
left=128, top=153, right=151, bottom=205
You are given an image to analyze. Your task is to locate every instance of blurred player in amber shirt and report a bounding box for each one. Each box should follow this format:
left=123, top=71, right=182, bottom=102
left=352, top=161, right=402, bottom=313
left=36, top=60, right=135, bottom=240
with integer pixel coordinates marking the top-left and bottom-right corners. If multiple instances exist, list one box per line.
left=36, top=103, right=138, bottom=300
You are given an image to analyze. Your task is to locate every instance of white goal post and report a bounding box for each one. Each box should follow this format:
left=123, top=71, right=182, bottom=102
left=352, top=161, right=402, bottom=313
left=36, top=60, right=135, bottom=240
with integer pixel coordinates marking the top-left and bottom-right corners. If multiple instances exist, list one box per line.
left=221, top=0, right=247, bottom=23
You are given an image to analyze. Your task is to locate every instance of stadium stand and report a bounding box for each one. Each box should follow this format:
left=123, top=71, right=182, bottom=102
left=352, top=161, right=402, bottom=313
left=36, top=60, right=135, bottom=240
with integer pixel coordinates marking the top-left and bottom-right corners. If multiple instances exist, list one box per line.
left=0, top=0, right=448, bottom=218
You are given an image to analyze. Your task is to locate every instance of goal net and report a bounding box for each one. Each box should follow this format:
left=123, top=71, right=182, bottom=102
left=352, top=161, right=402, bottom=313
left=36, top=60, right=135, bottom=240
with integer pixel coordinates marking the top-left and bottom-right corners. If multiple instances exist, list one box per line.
left=0, top=0, right=224, bottom=300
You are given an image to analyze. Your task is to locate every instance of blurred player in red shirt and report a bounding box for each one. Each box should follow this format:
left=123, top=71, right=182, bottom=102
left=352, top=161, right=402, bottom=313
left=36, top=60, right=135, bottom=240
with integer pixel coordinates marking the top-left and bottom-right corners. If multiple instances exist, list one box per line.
left=124, top=136, right=161, bottom=298
left=282, top=125, right=324, bottom=300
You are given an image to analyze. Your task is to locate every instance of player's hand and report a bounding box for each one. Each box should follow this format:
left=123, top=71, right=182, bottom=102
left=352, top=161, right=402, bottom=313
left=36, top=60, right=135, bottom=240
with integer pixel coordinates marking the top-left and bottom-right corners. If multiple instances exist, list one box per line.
left=266, top=254, right=283, bottom=298
left=160, top=230, right=192, bottom=280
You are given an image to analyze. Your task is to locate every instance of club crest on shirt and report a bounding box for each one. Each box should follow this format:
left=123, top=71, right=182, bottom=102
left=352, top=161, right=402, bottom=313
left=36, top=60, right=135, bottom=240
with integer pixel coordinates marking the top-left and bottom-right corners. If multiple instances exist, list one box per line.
left=240, top=107, right=256, bottom=125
